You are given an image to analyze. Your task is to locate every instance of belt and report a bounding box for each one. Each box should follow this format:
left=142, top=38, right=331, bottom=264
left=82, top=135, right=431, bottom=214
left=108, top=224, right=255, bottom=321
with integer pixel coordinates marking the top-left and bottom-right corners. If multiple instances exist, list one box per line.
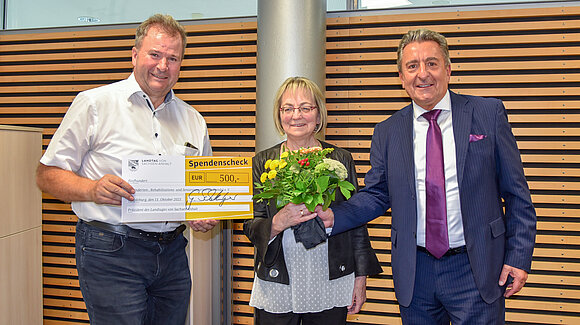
left=417, top=245, right=467, bottom=258
left=83, top=220, right=186, bottom=243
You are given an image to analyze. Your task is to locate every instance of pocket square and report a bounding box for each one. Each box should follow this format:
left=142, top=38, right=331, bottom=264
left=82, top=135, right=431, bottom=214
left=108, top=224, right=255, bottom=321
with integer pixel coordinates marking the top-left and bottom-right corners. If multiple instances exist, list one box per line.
left=469, top=134, right=486, bottom=142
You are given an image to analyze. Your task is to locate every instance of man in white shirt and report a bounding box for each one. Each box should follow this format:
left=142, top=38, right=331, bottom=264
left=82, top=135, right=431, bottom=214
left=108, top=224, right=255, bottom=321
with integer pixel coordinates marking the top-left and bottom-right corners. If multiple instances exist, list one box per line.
left=36, top=14, right=217, bottom=324
left=317, top=28, right=536, bottom=324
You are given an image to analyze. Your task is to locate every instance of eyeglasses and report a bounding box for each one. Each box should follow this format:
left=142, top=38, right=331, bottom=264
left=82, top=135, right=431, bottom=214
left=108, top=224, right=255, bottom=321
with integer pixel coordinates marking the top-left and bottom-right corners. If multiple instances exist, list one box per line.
left=279, top=105, right=317, bottom=115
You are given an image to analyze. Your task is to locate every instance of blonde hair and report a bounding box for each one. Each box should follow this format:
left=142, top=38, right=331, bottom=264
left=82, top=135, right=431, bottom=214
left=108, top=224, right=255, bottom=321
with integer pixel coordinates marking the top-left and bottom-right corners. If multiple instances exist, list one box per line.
left=397, top=28, right=451, bottom=72
left=135, top=14, right=187, bottom=59
left=273, top=77, right=327, bottom=135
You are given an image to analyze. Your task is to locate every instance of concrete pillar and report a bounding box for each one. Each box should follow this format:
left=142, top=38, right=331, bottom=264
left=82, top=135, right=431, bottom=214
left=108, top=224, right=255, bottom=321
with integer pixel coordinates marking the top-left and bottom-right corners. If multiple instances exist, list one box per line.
left=256, top=0, right=327, bottom=151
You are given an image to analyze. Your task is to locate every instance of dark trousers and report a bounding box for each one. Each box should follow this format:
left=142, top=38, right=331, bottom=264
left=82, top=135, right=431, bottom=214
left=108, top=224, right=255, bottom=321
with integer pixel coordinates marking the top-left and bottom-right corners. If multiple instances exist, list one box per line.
left=75, top=220, right=191, bottom=325
left=255, top=306, right=348, bottom=325
left=399, top=248, right=505, bottom=324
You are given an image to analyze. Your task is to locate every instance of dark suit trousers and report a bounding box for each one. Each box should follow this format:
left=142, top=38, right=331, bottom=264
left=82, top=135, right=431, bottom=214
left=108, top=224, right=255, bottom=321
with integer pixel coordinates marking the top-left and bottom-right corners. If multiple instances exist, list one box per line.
left=254, top=306, right=347, bottom=325
left=399, top=249, right=505, bottom=324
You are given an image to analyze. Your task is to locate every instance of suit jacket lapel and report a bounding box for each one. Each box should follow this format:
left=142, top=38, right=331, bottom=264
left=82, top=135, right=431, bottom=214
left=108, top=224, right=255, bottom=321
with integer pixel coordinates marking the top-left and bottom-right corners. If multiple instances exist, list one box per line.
left=450, top=91, right=472, bottom=186
left=398, top=104, right=416, bottom=192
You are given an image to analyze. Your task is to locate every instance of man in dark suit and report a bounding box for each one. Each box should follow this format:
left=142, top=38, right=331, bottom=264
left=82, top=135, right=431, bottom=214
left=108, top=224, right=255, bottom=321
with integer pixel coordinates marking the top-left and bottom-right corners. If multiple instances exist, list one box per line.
left=316, top=29, right=536, bottom=324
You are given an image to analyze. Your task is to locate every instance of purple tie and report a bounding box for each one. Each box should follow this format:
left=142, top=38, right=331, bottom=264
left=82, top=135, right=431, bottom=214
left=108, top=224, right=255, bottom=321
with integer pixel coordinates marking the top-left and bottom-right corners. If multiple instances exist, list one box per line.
left=423, top=109, right=449, bottom=259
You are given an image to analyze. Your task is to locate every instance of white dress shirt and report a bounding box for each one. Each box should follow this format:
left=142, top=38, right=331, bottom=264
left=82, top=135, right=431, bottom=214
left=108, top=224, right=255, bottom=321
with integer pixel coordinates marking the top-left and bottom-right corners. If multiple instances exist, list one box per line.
left=412, top=91, right=466, bottom=249
left=41, top=73, right=212, bottom=232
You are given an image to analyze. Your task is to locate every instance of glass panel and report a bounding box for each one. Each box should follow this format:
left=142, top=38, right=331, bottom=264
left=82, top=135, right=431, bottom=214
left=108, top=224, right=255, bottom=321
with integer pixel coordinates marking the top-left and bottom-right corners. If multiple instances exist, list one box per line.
left=4, top=0, right=257, bottom=30
left=2, top=0, right=571, bottom=30
left=359, top=0, right=567, bottom=9
left=0, top=0, right=4, bottom=29
left=328, top=0, right=349, bottom=11
left=4, top=0, right=347, bottom=30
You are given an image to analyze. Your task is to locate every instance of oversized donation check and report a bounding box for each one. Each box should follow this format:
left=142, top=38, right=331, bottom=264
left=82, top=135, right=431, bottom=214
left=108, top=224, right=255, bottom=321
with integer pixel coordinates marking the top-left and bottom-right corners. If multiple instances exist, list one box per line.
left=121, top=156, right=253, bottom=222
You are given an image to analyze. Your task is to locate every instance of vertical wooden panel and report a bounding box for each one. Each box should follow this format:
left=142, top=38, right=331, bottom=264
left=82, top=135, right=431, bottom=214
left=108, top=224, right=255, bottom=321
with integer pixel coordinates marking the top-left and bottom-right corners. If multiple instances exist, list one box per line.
left=0, top=126, right=43, bottom=325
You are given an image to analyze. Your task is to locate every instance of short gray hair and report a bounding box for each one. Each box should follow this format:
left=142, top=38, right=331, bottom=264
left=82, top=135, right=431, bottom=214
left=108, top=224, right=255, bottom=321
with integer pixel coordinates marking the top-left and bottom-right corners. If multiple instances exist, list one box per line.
left=397, top=28, right=451, bottom=72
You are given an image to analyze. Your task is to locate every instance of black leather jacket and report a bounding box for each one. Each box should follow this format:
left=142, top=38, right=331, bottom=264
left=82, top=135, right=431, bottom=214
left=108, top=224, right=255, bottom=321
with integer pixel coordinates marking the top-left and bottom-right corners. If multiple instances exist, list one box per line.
left=243, top=141, right=382, bottom=284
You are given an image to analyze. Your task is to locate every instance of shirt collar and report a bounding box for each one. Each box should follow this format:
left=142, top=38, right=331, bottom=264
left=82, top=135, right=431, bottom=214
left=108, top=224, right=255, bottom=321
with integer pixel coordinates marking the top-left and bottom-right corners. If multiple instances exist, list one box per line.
left=413, top=90, right=451, bottom=121
left=126, top=73, right=176, bottom=109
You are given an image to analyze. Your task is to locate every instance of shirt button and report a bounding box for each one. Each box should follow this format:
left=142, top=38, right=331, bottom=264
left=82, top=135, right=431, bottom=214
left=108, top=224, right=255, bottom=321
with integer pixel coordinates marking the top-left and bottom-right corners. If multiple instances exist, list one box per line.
left=269, top=268, right=279, bottom=278
left=339, top=265, right=346, bottom=272
left=155, top=133, right=158, bottom=137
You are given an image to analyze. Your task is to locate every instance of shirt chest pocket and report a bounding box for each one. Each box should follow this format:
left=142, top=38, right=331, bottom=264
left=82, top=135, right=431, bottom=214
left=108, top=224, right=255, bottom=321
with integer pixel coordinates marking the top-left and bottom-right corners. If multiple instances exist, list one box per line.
left=173, top=144, right=199, bottom=156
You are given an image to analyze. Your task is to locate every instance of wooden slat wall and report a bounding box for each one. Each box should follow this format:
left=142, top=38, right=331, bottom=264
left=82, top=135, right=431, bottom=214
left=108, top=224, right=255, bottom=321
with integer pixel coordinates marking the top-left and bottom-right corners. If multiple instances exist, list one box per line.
left=0, top=4, right=579, bottom=324
left=235, top=5, right=580, bottom=325
left=0, top=20, right=257, bottom=324
left=321, top=6, right=580, bottom=325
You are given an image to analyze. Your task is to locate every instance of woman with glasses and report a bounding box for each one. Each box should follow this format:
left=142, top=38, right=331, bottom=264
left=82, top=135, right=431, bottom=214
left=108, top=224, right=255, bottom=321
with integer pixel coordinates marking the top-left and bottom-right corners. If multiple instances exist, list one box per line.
left=244, top=76, right=382, bottom=324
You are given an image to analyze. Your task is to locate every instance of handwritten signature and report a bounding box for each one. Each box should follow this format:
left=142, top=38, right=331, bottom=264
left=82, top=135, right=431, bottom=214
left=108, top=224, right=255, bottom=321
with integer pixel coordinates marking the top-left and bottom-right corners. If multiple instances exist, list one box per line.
left=186, top=188, right=238, bottom=208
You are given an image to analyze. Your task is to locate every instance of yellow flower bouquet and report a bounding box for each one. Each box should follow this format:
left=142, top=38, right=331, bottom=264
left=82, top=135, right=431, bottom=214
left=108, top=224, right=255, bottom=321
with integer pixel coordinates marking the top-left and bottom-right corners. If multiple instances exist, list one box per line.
left=253, top=147, right=356, bottom=212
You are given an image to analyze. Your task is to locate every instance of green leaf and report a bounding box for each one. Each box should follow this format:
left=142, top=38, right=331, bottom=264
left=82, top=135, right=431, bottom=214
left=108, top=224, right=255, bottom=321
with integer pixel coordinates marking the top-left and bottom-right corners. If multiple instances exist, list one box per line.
left=313, top=193, right=323, bottom=206
left=315, top=175, right=329, bottom=193
left=276, top=196, right=286, bottom=209
left=339, top=180, right=355, bottom=199
left=305, top=200, right=317, bottom=212
left=295, top=179, right=306, bottom=191
left=339, top=187, right=352, bottom=199
left=339, top=180, right=355, bottom=191
left=322, top=197, right=331, bottom=210
left=291, top=196, right=303, bottom=205
left=253, top=190, right=273, bottom=200
left=291, top=189, right=303, bottom=197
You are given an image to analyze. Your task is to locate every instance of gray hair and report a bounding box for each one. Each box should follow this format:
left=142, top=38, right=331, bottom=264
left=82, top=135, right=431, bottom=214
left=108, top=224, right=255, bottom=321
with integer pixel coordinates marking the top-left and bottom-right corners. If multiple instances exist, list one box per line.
left=397, top=28, right=451, bottom=72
